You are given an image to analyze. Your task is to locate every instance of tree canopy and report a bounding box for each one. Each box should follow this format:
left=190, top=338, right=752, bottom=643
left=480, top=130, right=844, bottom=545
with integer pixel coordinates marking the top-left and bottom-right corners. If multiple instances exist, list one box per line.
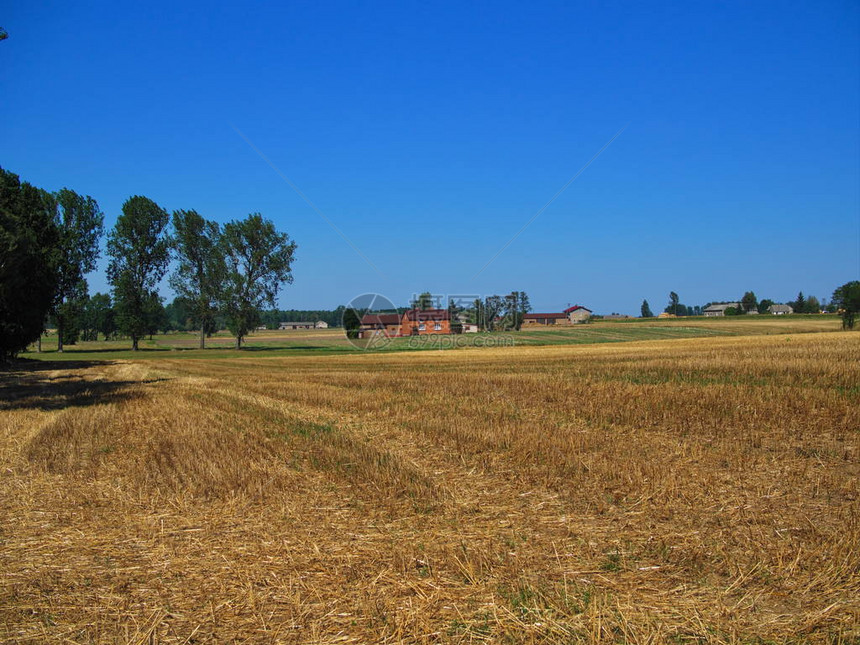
left=832, top=281, right=860, bottom=329
left=170, top=209, right=225, bottom=348
left=51, top=188, right=104, bottom=351
left=0, top=168, right=59, bottom=361
left=220, top=213, right=297, bottom=349
left=107, top=196, right=171, bottom=350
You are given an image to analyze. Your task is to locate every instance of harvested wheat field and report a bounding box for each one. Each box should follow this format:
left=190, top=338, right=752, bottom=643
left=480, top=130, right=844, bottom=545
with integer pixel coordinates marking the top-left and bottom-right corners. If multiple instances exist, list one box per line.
left=1, top=331, right=858, bottom=643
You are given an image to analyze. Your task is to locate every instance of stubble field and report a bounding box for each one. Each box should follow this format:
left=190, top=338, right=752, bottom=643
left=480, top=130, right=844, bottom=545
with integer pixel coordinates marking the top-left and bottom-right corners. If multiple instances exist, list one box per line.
left=1, top=327, right=858, bottom=643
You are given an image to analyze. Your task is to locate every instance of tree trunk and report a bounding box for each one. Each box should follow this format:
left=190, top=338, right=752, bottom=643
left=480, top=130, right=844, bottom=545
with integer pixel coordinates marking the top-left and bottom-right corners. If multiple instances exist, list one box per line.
left=199, top=327, right=205, bottom=350
left=57, top=316, right=64, bottom=353
left=37, top=335, right=42, bottom=353
left=132, top=335, right=139, bottom=351
left=235, top=335, right=242, bottom=350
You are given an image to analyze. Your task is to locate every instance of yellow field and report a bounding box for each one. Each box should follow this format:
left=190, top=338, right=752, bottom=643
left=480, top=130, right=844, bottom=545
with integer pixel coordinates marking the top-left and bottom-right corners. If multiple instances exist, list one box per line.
left=1, top=331, right=858, bottom=643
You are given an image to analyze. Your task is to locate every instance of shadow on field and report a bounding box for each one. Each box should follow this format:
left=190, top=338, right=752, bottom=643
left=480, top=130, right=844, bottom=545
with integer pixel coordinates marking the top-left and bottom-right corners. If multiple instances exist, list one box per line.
left=0, top=360, right=163, bottom=411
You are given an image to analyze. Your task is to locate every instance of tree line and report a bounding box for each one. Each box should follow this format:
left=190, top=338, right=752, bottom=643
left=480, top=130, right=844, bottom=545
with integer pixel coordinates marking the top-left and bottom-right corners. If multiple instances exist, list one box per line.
left=640, top=286, right=860, bottom=327
left=0, top=166, right=297, bottom=360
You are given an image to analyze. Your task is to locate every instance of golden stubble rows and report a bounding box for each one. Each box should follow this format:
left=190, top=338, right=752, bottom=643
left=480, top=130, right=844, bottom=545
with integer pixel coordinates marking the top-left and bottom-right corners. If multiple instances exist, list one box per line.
left=1, top=332, right=858, bottom=643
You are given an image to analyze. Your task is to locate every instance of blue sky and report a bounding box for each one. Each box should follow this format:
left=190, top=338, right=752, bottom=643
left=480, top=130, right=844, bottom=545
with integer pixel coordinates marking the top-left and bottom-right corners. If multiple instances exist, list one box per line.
left=2, top=1, right=858, bottom=314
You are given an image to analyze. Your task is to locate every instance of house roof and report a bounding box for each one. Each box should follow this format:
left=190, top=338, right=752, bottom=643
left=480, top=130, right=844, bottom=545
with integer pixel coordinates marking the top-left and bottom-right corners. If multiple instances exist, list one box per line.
left=403, top=308, right=450, bottom=321
left=360, top=313, right=401, bottom=325
left=703, top=302, right=740, bottom=312
left=525, top=312, right=568, bottom=319
left=564, top=305, right=592, bottom=313
left=768, top=304, right=793, bottom=313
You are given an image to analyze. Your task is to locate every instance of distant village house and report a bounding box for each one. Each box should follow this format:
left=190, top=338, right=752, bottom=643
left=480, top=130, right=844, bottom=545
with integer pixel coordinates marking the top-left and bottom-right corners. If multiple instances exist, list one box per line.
left=358, top=313, right=401, bottom=338
left=279, top=321, right=328, bottom=330
left=523, top=305, right=592, bottom=326
left=702, top=303, right=740, bottom=317
left=767, top=304, right=793, bottom=315
left=401, top=308, right=452, bottom=335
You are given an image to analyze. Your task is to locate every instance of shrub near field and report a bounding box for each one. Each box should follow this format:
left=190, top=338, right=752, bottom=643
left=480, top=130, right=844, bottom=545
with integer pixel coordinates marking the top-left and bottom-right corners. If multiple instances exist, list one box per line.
left=1, top=333, right=858, bottom=643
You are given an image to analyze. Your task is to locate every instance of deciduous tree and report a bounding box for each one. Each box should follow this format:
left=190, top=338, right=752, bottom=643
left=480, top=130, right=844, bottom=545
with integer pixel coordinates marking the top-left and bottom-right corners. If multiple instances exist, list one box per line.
left=0, top=168, right=59, bottom=361
left=220, top=214, right=297, bottom=349
left=832, top=281, right=860, bottom=329
left=50, top=188, right=104, bottom=351
left=640, top=300, right=654, bottom=318
left=107, top=196, right=171, bottom=350
left=170, top=209, right=225, bottom=348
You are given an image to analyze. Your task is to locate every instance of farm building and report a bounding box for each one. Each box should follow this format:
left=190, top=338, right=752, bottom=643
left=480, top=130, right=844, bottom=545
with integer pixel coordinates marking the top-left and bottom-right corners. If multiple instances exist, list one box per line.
left=279, top=321, right=317, bottom=330
left=315, top=321, right=329, bottom=328
left=400, top=308, right=452, bottom=335
left=523, top=305, right=593, bottom=326
left=564, top=305, right=592, bottom=323
left=703, top=303, right=740, bottom=317
left=768, top=304, right=793, bottom=315
left=358, top=313, right=401, bottom=338
left=523, top=313, right=568, bottom=325
left=461, top=323, right=479, bottom=333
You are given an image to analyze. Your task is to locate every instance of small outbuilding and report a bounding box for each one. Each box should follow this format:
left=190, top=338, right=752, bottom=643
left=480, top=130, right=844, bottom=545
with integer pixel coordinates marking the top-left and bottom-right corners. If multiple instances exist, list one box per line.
left=768, top=304, right=793, bottom=315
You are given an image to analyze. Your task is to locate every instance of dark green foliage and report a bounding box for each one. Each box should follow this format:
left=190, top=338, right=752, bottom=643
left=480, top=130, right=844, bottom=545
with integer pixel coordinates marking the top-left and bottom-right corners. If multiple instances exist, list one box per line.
left=143, top=291, right=168, bottom=337
left=482, top=295, right=504, bottom=331
left=220, top=213, right=297, bottom=349
left=640, top=299, right=654, bottom=318
left=164, top=296, right=194, bottom=332
left=51, top=188, right=104, bottom=352
left=793, top=292, right=806, bottom=315
left=81, top=292, right=115, bottom=341
left=667, top=291, right=679, bottom=316
left=170, top=210, right=225, bottom=348
left=503, top=291, right=531, bottom=330
left=741, top=291, right=757, bottom=314
left=0, top=168, right=59, bottom=361
left=343, top=307, right=361, bottom=338
left=757, top=298, right=774, bottom=314
left=106, top=196, right=171, bottom=350
left=832, top=281, right=860, bottom=329
left=411, top=292, right=436, bottom=310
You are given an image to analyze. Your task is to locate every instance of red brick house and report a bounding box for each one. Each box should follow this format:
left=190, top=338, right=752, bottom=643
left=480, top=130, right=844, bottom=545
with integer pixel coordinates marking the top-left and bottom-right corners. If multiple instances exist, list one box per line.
left=359, top=313, right=401, bottom=338
left=400, top=308, right=452, bottom=335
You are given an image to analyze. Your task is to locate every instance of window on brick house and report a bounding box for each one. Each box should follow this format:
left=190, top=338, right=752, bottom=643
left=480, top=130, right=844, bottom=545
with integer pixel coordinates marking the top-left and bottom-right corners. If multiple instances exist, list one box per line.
left=434, top=322, right=441, bottom=330
left=419, top=323, right=425, bottom=331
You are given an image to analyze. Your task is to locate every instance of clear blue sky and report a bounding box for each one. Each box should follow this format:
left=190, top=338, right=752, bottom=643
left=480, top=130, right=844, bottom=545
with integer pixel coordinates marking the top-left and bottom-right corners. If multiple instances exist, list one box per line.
left=3, top=1, right=859, bottom=314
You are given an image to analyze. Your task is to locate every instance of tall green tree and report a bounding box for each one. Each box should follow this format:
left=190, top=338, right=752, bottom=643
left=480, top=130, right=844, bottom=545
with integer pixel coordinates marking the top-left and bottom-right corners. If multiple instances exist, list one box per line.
left=667, top=291, right=680, bottom=316
left=804, top=295, right=821, bottom=314
left=220, top=213, right=297, bottom=349
left=482, top=295, right=504, bottom=331
left=0, top=168, right=59, bottom=361
left=640, top=299, right=654, bottom=318
left=503, top=291, right=531, bottom=330
left=757, top=298, right=774, bottom=314
left=411, top=292, right=436, bottom=310
left=106, top=196, right=171, bottom=350
left=81, top=292, right=115, bottom=341
left=741, top=291, right=757, bottom=314
left=793, top=291, right=806, bottom=314
left=170, top=209, right=225, bottom=349
left=832, top=281, right=860, bottom=329
left=51, top=188, right=104, bottom=352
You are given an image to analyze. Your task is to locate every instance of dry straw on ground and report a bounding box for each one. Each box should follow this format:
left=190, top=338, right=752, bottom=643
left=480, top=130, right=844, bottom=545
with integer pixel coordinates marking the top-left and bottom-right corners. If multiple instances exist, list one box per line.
left=1, top=331, right=858, bottom=643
